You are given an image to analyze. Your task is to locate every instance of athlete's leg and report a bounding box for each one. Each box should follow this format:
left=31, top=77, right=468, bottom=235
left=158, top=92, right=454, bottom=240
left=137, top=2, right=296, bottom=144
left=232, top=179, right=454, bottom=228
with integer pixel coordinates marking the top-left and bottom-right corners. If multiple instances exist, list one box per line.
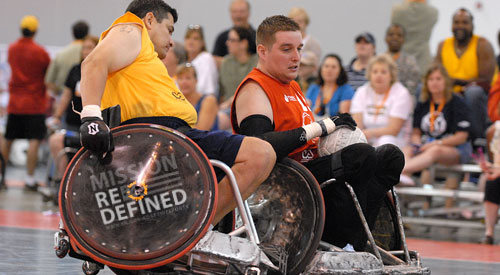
left=27, top=139, right=41, bottom=177
left=49, top=133, right=68, bottom=177
left=213, top=137, right=276, bottom=224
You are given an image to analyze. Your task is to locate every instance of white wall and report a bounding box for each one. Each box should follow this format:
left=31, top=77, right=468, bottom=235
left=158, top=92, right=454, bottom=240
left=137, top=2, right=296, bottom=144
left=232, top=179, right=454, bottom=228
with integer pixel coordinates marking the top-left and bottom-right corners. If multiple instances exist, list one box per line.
left=0, top=0, right=401, bottom=63
left=0, top=0, right=498, bottom=62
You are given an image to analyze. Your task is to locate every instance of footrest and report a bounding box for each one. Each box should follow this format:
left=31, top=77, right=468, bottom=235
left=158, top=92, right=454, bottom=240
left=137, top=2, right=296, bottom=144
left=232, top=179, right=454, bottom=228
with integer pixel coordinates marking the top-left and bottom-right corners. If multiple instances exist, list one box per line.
left=259, top=243, right=287, bottom=274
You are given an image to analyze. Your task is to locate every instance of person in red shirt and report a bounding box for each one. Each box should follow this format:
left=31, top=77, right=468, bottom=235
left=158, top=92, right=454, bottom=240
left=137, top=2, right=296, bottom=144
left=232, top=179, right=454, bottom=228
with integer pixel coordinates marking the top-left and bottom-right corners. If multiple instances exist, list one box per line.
left=2, top=15, right=50, bottom=191
left=231, top=15, right=405, bottom=251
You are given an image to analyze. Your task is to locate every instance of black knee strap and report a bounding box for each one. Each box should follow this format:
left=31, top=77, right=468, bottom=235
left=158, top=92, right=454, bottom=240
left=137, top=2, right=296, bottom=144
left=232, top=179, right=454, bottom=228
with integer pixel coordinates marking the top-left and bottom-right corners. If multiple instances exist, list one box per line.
left=330, top=150, right=345, bottom=181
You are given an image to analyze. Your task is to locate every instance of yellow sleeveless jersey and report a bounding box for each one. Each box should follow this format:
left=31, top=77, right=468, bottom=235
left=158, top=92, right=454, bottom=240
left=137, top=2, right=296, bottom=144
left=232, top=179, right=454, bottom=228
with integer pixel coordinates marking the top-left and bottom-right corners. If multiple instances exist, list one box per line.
left=441, top=35, right=479, bottom=93
left=100, top=12, right=197, bottom=126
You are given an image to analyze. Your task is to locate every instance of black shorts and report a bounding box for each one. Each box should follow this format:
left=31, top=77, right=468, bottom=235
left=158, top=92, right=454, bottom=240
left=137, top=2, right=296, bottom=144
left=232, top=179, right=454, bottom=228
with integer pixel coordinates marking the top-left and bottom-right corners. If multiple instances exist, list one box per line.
left=5, top=114, right=47, bottom=140
left=484, top=178, right=500, bottom=205
left=122, top=116, right=244, bottom=181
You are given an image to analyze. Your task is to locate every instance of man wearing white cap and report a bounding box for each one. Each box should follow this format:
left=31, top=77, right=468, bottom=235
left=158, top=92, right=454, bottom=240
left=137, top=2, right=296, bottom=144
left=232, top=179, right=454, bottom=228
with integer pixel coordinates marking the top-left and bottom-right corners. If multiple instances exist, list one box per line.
left=3, top=15, right=50, bottom=191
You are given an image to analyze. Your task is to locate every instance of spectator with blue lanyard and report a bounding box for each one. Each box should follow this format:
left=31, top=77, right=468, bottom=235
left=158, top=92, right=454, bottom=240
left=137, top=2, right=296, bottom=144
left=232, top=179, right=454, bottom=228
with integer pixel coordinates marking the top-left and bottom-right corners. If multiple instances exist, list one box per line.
left=177, top=64, right=219, bottom=131
left=306, top=54, right=355, bottom=120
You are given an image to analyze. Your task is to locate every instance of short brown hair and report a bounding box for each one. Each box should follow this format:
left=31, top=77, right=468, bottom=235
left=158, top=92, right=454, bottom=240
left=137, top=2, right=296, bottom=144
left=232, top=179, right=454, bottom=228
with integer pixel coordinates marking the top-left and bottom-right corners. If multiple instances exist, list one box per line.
left=420, top=63, right=453, bottom=103
left=83, top=35, right=99, bottom=46
left=256, top=15, right=299, bottom=48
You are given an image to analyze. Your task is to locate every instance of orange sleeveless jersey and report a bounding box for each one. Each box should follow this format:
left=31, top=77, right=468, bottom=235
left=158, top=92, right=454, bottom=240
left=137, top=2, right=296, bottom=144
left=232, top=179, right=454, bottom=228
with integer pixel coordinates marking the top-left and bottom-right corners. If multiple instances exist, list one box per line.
left=231, top=68, right=318, bottom=163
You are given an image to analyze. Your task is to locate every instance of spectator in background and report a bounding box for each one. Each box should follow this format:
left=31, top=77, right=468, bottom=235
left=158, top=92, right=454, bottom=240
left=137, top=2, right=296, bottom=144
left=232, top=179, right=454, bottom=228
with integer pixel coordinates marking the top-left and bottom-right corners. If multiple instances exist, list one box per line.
left=385, top=23, right=420, bottom=98
left=436, top=8, right=495, bottom=142
left=161, top=41, right=187, bottom=81
left=184, top=25, right=219, bottom=97
left=306, top=54, right=354, bottom=120
left=497, top=30, right=500, bottom=70
left=219, top=26, right=257, bottom=108
left=212, top=0, right=256, bottom=67
left=45, top=20, right=89, bottom=96
left=177, top=64, right=219, bottom=131
left=3, top=15, right=50, bottom=191
left=351, top=54, right=413, bottom=148
left=218, top=26, right=257, bottom=130
left=481, top=122, right=500, bottom=244
left=400, top=64, right=471, bottom=186
left=288, top=7, right=322, bottom=61
left=297, top=50, right=318, bottom=93
left=346, top=32, right=376, bottom=91
left=48, top=35, right=99, bottom=184
left=391, top=0, right=438, bottom=74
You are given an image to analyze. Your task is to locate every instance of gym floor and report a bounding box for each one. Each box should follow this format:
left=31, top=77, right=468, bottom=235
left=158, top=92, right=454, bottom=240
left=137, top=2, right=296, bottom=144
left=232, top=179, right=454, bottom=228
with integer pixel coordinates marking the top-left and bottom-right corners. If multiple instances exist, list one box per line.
left=1, top=164, right=500, bottom=275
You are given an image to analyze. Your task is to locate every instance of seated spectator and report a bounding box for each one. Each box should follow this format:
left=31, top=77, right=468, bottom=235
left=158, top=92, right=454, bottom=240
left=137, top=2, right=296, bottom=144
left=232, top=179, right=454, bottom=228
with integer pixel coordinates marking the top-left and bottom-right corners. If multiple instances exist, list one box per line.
left=161, top=41, right=186, bottom=81
left=487, top=73, right=500, bottom=161
left=385, top=23, right=420, bottom=98
left=306, top=54, right=354, bottom=119
left=177, top=64, right=218, bottom=131
left=436, top=8, right=495, bottom=141
left=219, top=26, right=257, bottom=108
left=351, top=54, right=413, bottom=148
left=481, top=121, right=500, bottom=244
left=288, top=7, right=322, bottom=61
left=297, top=50, right=318, bottom=92
left=400, top=64, right=471, bottom=185
left=184, top=25, right=219, bottom=96
left=218, top=26, right=257, bottom=130
left=346, top=32, right=376, bottom=91
left=212, top=0, right=256, bottom=67
left=48, top=35, right=99, bottom=181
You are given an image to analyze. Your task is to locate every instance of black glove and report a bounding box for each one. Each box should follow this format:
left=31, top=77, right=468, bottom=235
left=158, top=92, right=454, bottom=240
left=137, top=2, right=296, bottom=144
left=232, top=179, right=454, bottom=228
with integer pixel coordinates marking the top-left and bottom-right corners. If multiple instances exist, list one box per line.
left=330, top=113, right=357, bottom=130
left=80, top=117, right=114, bottom=164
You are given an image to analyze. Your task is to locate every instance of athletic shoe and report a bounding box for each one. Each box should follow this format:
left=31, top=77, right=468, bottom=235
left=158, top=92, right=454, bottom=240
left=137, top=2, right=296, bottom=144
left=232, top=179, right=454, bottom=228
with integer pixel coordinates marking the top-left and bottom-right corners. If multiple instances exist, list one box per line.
left=480, top=235, right=494, bottom=245
left=24, top=182, right=39, bottom=192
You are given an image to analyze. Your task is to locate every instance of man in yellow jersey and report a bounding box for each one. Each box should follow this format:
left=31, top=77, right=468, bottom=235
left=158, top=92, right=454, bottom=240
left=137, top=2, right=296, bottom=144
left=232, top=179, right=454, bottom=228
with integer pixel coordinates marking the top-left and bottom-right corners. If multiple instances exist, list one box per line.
left=78, top=0, right=276, bottom=224
left=436, top=8, right=495, bottom=141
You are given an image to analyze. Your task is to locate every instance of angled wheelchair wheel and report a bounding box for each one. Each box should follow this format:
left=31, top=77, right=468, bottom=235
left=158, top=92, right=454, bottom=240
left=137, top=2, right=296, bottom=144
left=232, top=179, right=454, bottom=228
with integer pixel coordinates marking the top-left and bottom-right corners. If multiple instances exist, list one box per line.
left=244, top=158, right=325, bottom=275
left=59, top=124, right=218, bottom=270
left=371, top=193, right=402, bottom=251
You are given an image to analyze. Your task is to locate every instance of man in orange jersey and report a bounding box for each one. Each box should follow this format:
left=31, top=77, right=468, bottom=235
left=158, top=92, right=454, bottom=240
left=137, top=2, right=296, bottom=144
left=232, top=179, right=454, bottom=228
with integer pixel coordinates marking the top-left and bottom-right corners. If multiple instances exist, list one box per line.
left=77, top=0, right=276, bottom=224
left=231, top=15, right=405, bottom=251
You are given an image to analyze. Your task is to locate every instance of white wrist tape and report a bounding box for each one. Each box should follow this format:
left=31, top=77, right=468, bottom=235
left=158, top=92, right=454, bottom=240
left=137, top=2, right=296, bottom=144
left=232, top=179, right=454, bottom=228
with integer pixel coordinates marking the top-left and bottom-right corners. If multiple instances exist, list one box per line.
left=302, top=119, right=336, bottom=140
left=80, top=105, right=103, bottom=119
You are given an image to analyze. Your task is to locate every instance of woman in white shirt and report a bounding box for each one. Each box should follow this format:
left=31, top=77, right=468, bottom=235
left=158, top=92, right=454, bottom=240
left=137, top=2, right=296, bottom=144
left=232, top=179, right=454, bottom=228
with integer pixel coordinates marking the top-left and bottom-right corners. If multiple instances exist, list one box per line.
left=350, top=54, right=413, bottom=148
left=184, top=25, right=219, bottom=97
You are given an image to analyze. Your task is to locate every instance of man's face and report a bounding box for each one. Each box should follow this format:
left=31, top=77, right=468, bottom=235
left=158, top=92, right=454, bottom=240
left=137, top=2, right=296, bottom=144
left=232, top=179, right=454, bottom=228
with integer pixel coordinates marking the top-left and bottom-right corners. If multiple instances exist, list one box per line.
left=355, top=38, right=375, bottom=59
left=230, top=1, right=249, bottom=27
left=385, top=26, right=404, bottom=53
left=452, top=11, right=473, bottom=43
left=148, top=13, right=175, bottom=59
left=261, top=31, right=303, bottom=84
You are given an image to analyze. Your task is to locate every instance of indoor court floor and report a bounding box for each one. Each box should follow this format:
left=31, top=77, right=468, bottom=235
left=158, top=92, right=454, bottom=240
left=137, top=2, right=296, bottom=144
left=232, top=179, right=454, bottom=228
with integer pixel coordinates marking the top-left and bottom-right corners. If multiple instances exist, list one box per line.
left=1, top=164, right=500, bottom=275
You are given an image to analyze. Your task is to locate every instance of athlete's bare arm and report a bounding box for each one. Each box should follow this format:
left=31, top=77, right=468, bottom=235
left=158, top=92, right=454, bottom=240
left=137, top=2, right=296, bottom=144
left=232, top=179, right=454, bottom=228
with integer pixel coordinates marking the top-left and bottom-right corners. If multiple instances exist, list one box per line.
left=80, top=23, right=142, bottom=106
left=234, top=80, right=274, bottom=126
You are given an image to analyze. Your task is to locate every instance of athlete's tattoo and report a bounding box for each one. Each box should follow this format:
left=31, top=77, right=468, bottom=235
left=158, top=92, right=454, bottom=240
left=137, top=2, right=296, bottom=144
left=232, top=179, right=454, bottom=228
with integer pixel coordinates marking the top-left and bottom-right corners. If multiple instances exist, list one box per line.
left=119, top=25, right=134, bottom=34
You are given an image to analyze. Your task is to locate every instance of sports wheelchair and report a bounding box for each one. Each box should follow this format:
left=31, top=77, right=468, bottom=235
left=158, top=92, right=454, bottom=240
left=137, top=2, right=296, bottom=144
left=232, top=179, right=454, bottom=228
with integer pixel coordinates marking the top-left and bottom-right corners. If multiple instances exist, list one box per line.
left=55, top=123, right=429, bottom=275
